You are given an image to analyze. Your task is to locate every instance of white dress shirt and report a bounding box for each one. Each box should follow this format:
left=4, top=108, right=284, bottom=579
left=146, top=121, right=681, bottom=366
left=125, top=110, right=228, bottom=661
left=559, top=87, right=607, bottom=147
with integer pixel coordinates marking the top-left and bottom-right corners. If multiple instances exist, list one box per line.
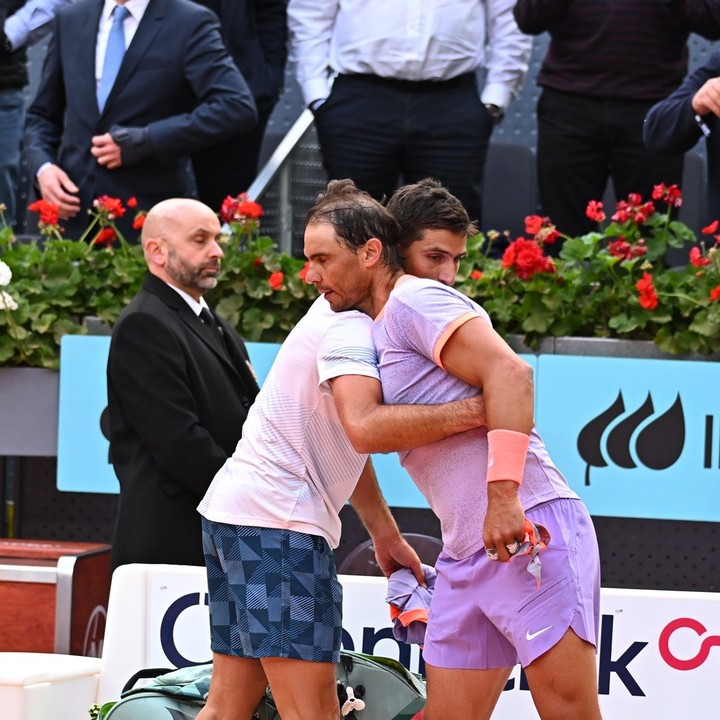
left=95, top=0, right=150, bottom=88
left=288, top=0, right=532, bottom=109
left=4, top=0, right=72, bottom=50
left=166, top=282, right=209, bottom=318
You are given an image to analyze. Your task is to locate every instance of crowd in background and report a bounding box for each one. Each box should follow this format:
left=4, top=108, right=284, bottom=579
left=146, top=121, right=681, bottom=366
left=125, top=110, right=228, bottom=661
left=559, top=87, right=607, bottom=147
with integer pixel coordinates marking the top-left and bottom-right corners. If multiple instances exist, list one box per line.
left=2, top=1, right=720, bottom=242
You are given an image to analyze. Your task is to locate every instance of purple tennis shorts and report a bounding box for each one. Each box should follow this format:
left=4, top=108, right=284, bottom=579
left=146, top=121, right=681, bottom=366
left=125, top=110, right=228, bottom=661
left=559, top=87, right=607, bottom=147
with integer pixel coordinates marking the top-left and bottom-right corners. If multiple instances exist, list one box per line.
left=422, top=498, right=600, bottom=669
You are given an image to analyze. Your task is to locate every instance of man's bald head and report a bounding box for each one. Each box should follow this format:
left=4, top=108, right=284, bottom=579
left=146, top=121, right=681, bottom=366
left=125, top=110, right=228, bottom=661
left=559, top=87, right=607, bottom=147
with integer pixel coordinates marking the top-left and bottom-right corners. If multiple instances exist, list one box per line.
left=141, top=197, right=224, bottom=300
left=141, top=198, right=216, bottom=249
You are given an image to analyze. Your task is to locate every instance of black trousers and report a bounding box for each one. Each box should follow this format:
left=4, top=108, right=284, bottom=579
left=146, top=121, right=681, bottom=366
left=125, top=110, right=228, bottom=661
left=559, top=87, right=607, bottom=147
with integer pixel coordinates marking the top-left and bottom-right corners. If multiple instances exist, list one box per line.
left=536, top=87, right=685, bottom=237
left=192, top=103, right=274, bottom=213
left=313, top=73, right=495, bottom=226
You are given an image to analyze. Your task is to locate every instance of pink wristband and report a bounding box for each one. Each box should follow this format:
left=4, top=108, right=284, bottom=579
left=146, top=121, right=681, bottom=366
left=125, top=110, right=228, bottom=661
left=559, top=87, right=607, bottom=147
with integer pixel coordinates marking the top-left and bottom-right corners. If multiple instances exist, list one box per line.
left=487, top=429, right=530, bottom=485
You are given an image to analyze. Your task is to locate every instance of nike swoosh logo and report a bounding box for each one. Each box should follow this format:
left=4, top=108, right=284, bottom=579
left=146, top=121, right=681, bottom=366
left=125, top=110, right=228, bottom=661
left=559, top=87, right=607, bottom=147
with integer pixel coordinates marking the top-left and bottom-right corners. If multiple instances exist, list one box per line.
left=526, top=625, right=553, bottom=641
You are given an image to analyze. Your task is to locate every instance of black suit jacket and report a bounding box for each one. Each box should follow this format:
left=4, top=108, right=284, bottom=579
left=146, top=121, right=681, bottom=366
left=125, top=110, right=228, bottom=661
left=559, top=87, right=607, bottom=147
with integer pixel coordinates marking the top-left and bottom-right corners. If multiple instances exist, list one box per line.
left=107, top=273, right=260, bottom=568
left=197, top=0, right=287, bottom=113
left=644, top=51, right=720, bottom=219
left=24, top=0, right=257, bottom=239
left=189, top=0, right=287, bottom=209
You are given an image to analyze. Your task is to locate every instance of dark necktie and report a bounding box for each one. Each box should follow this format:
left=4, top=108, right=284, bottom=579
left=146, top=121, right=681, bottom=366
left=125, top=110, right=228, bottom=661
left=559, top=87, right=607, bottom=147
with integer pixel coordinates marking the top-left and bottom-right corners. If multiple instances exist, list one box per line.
left=200, top=309, right=259, bottom=406
left=97, top=5, right=131, bottom=111
left=199, top=307, right=221, bottom=335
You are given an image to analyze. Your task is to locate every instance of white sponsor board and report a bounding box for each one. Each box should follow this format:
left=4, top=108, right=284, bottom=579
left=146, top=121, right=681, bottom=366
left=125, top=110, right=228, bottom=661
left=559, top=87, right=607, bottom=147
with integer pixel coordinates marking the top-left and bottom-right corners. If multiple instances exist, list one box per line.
left=131, top=568, right=720, bottom=718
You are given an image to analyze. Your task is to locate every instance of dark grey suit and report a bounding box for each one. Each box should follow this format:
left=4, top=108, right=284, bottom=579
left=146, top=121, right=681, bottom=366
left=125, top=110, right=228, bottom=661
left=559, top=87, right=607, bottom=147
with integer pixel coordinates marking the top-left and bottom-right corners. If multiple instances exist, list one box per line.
left=644, top=51, right=720, bottom=219
left=191, top=0, right=288, bottom=210
left=107, top=273, right=260, bottom=568
left=24, top=0, right=257, bottom=239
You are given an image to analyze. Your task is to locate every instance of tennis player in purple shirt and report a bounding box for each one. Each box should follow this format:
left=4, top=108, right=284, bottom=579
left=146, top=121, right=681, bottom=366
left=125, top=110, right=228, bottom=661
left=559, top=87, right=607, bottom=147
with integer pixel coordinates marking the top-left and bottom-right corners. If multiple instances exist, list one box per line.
left=304, top=178, right=602, bottom=720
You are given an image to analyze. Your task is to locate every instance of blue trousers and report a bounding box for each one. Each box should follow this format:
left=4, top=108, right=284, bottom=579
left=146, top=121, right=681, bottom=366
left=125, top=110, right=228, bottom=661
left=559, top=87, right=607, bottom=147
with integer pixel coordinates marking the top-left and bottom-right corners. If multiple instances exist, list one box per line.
left=0, top=88, right=25, bottom=228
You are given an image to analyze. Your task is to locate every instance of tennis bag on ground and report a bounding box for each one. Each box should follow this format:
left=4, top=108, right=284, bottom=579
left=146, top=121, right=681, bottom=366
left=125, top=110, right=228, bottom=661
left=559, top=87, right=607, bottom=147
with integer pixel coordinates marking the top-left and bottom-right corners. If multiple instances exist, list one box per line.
left=94, top=650, right=426, bottom=720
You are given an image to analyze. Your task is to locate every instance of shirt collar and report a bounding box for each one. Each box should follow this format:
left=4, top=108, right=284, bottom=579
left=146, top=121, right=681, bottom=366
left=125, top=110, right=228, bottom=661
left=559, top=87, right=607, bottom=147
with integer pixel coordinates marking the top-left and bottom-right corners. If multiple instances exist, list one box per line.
left=166, top=282, right=208, bottom=316
left=102, top=0, right=151, bottom=23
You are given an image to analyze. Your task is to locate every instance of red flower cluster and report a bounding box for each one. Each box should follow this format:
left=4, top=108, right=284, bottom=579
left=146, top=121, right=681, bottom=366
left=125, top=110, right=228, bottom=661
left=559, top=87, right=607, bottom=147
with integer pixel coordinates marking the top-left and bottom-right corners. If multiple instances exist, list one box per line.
left=711, top=285, right=720, bottom=302
left=501, top=237, right=555, bottom=279
left=469, top=269, right=483, bottom=280
left=611, top=194, right=656, bottom=224
left=220, top=192, right=263, bottom=224
left=28, top=199, right=60, bottom=226
left=132, top=213, right=146, bottom=231
left=524, top=215, right=560, bottom=245
left=93, top=195, right=126, bottom=219
left=585, top=200, right=605, bottom=223
left=701, top=220, right=720, bottom=245
left=651, top=183, right=682, bottom=208
left=298, top=261, right=309, bottom=282
left=636, top=272, right=659, bottom=310
left=268, top=271, right=284, bottom=291
left=689, top=246, right=711, bottom=267
left=92, top=227, right=117, bottom=247
left=607, top=237, right=647, bottom=261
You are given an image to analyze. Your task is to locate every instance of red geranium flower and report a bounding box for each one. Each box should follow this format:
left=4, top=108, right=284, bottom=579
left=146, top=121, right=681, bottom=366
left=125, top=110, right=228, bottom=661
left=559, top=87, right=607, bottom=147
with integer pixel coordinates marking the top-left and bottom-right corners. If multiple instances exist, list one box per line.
left=585, top=200, right=605, bottom=223
left=298, top=262, right=310, bottom=282
left=28, top=199, right=60, bottom=226
left=612, top=196, right=656, bottom=225
left=636, top=272, right=658, bottom=310
left=702, top=220, right=719, bottom=235
left=608, top=237, right=647, bottom=260
left=524, top=215, right=544, bottom=236
left=524, top=214, right=560, bottom=245
left=219, top=196, right=238, bottom=224
left=710, top=285, right=720, bottom=302
left=132, top=212, right=146, bottom=231
left=93, top=195, right=126, bottom=219
left=268, top=271, right=284, bottom=291
left=689, top=246, right=711, bottom=267
left=93, top=227, right=117, bottom=247
left=651, top=183, right=682, bottom=208
left=220, top=192, right=263, bottom=224
left=237, top=197, right=263, bottom=219
left=126, top=196, right=138, bottom=208
left=470, top=269, right=483, bottom=280
left=608, top=238, right=632, bottom=260
left=502, top=237, right=555, bottom=279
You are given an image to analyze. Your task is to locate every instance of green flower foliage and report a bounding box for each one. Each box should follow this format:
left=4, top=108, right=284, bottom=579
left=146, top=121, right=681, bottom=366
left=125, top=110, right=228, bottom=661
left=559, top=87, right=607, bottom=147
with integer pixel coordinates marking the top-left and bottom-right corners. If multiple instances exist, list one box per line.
left=207, top=234, right=317, bottom=342
left=1, top=186, right=719, bottom=369
left=455, top=188, right=720, bottom=356
left=0, top=206, right=317, bottom=368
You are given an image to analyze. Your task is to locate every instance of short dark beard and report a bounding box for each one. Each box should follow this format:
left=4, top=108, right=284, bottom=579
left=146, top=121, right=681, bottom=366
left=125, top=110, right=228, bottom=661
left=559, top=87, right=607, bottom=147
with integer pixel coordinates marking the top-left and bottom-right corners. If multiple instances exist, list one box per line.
left=166, top=246, right=219, bottom=295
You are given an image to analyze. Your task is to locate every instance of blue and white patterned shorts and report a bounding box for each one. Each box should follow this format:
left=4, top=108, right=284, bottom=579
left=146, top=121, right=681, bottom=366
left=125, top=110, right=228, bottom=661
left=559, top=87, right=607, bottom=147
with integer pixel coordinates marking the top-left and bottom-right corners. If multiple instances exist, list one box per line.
left=202, top=518, right=343, bottom=663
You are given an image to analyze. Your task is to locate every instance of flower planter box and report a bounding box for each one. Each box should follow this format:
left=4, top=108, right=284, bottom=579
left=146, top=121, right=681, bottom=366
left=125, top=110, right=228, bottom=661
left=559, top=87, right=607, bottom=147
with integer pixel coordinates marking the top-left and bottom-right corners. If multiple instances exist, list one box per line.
left=0, top=368, right=58, bottom=457
left=506, top=334, right=720, bottom=361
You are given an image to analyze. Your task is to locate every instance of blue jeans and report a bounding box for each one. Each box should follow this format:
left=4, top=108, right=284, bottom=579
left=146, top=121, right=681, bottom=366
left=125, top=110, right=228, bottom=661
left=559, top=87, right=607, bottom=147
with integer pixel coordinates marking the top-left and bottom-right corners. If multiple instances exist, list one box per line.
left=0, top=88, right=25, bottom=228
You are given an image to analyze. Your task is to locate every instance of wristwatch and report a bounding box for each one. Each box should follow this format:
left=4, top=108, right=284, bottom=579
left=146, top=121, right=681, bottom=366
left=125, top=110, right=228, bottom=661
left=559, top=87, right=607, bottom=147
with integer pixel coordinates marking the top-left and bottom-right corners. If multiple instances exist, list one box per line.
left=484, top=103, right=505, bottom=124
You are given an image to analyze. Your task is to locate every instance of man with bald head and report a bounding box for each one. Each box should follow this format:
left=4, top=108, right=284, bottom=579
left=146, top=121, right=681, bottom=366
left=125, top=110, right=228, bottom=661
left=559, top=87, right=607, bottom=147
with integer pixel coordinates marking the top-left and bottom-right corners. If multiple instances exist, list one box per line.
left=106, top=198, right=260, bottom=569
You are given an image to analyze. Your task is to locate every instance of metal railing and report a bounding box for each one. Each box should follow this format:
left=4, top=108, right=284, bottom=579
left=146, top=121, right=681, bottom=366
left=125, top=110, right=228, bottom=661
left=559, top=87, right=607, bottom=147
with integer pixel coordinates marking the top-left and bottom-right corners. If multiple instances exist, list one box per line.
left=246, top=110, right=325, bottom=256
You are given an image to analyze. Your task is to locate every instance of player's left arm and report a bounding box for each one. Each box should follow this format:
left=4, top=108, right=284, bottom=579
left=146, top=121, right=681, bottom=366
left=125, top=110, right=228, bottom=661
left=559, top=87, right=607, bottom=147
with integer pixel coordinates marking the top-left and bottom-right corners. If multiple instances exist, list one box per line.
left=439, top=316, right=533, bottom=433
left=439, top=316, right=534, bottom=560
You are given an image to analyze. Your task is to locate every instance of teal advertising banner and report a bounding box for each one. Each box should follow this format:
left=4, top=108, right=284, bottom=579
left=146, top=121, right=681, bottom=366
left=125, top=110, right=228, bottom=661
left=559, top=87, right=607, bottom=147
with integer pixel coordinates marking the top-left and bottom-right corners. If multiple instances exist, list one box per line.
left=57, top=335, right=116, bottom=493
left=56, top=335, right=550, bottom=509
left=535, top=355, right=720, bottom=522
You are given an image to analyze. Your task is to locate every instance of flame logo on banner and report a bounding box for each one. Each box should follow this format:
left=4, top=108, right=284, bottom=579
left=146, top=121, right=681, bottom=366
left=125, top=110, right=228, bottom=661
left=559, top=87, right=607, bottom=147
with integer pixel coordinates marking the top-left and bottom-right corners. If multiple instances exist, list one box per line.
left=578, top=392, right=685, bottom=484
